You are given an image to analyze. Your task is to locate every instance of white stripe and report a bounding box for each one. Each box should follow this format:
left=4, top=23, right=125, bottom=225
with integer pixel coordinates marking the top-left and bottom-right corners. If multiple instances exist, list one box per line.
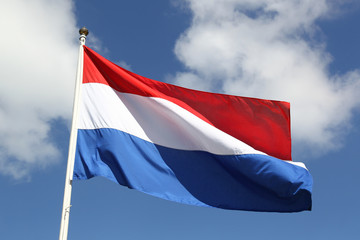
left=78, top=83, right=266, bottom=155
left=285, top=161, right=308, bottom=169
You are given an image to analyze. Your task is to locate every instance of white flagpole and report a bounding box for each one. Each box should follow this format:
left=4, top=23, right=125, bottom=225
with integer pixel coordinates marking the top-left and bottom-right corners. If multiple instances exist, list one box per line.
left=59, top=27, right=89, bottom=240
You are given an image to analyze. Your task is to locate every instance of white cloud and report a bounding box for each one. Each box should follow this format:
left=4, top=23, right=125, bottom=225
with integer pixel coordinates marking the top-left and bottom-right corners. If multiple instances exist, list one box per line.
left=0, top=0, right=78, bottom=179
left=172, top=0, right=360, bottom=157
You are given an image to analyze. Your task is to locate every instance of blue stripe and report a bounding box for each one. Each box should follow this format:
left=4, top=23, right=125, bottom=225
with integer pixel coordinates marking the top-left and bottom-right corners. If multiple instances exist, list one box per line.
left=74, top=128, right=312, bottom=212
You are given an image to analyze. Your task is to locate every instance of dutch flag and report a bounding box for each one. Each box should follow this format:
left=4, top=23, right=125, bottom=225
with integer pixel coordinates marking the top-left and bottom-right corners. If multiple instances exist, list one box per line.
left=73, top=46, right=312, bottom=212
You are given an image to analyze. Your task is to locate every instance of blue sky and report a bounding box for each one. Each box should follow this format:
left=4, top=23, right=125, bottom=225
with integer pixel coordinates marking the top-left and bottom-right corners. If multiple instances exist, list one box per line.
left=1, top=0, right=360, bottom=239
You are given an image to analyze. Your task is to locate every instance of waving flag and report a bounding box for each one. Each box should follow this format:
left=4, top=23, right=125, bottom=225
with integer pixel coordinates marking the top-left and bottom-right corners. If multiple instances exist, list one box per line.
left=73, top=46, right=312, bottom=212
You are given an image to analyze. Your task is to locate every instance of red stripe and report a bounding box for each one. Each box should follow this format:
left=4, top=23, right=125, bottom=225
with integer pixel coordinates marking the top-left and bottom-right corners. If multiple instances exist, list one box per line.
left=83, top=46, right=292, bottom=160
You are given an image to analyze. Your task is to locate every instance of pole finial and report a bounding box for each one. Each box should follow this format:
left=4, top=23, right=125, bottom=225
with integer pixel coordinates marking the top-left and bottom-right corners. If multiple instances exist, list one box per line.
left=79, top=27, right=89, bottom=45
left=79, top=27, right=89, bottom=36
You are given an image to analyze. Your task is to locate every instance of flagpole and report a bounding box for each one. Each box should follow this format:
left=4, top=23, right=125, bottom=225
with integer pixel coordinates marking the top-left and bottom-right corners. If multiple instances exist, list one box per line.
left=59, top=27, right=89, bottom=240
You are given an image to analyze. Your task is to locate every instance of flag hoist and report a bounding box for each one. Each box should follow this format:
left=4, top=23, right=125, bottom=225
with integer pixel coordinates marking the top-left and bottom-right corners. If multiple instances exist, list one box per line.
left=59, top=27, right=88, bottom=240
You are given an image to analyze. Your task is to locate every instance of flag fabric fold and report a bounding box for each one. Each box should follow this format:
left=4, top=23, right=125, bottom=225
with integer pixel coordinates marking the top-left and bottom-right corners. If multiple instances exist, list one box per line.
left=73, top=46, right=312, bottom=212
